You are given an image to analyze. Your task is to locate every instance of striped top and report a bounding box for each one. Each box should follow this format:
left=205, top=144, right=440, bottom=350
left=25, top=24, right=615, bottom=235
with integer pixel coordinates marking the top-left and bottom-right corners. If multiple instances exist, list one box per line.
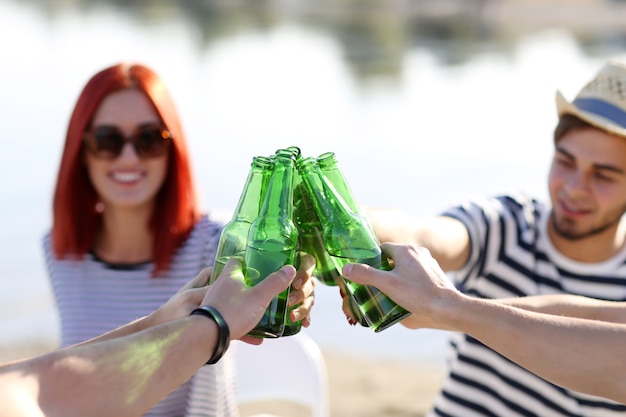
left=429, top=193, right=626, bottom=417
left=43, top=214, right=239, bottom=417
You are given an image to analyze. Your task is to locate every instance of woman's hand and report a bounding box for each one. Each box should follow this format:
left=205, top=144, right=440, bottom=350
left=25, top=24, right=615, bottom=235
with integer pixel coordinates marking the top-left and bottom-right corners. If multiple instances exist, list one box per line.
left=145, top=268, right=212, bottom=328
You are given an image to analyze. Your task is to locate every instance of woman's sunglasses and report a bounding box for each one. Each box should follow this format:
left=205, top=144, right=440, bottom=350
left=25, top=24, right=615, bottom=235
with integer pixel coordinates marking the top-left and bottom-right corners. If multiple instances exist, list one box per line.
left=83, top=123, right=172, bottom=159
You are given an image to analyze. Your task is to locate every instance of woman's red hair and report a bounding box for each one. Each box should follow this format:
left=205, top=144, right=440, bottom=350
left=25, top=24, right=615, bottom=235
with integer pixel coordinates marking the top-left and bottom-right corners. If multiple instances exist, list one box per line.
left=51, top=63, right=201, bottom=276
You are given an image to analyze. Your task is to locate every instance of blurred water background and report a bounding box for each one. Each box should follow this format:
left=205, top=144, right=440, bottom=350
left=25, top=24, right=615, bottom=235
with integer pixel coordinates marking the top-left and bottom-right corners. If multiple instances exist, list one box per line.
left=2, top=0, right=626, bottom=367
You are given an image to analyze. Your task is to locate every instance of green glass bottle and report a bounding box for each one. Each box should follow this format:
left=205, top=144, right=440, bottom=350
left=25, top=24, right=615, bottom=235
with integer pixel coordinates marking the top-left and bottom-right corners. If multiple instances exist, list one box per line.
left=317, top=151, right=377, bottom=238
left=283, top=146, right=304, bottom=337
left=297, top=157, right=411, bottom=332
left=316, top=152, right=360, bottom=212
left=293, top=173, right=342, bottom=287
left=244, top=149, right=299, bottom=338
left=293, top=152, right=341, bottom=287
left=209, top=156, right=274, bottom=284
left=314, top=153, right=369, bottom=326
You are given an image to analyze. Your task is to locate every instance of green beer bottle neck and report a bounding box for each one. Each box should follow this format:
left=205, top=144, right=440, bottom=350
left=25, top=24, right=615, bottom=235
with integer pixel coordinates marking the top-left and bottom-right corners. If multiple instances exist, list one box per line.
left=233, top=157, right=274, bottom=222
left=298, top=157, right=379, bottom=257
left=298, top=158, right=349, bottom=222
left=260, top=153, right=295, bottom=219
left=317, top=152, right=360, bottom=214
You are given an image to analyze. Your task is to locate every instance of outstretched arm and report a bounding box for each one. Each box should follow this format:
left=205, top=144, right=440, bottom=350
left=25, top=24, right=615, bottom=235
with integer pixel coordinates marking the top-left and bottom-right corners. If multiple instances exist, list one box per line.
left=364, top=207, right=471, bottom=271
left=498, top=293, right=626, bottom=323
left=0, top=258, right=297, bottom=417
left=342, top=243, right=626, bottom=404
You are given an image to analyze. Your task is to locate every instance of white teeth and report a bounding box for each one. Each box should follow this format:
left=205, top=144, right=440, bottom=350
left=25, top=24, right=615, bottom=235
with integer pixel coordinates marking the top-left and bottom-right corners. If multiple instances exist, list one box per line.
left=112, top=172, right=141, bottom=183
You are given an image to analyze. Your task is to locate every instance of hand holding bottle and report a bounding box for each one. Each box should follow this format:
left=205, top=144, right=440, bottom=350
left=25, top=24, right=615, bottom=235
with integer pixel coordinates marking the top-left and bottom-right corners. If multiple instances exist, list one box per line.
left=340, top=242, right=456, bottom=330
left=297, top=157, right=410, bottom=332
left=202, top=257, right=299, bottom=343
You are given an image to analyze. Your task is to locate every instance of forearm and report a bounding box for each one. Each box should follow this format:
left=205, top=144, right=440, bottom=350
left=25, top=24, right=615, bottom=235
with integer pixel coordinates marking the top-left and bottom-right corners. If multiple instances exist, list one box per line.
left=499, top=294, right=626, bottom=323
left=440, top=295, right=626, bottom=403
left=365, top=208, right=470, bottom=271
left=73, top=315, right=152, bottom=348
left=0, top=316, right=217, bottom=417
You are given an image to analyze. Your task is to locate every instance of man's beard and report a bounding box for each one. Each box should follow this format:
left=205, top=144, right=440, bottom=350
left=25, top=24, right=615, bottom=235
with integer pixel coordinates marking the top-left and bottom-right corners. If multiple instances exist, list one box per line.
left=550, top=211, right=623, bottom=241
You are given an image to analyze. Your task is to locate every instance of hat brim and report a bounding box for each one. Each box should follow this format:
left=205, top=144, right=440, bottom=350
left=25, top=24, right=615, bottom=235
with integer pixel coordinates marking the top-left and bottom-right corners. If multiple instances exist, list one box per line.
left=556, top=90, right=626, bottom=138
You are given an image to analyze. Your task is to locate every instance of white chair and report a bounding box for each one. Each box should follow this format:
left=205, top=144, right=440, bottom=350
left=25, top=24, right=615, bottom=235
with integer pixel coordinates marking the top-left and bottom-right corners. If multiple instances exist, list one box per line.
left=234, top=331, right=330, bottom=417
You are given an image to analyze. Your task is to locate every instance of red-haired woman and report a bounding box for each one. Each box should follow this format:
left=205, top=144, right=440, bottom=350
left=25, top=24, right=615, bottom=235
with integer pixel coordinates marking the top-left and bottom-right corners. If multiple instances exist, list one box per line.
left=43, top=63, right=315, bottom=417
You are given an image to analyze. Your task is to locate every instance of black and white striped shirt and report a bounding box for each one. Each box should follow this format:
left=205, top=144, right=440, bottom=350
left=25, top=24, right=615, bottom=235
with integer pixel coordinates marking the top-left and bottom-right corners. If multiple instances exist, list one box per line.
left=44, top=214, right=239, bottom=417
left=430, top=193, right=626, bottom=417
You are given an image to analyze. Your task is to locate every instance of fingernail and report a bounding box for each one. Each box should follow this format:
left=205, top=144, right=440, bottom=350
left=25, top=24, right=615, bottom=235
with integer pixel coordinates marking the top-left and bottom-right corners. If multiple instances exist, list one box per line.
left=343, top=263, right=352, bottom=276
left=288, top=294, right=296, bottom=305
left=281, top=265, right=296, bottom=277
left=292, top=278, right=302, bottom=289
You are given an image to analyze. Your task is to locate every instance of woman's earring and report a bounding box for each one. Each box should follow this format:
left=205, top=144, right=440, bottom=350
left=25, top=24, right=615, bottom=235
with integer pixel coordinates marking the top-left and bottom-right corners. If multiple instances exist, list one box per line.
left=95, top=202, right=105, bottom=213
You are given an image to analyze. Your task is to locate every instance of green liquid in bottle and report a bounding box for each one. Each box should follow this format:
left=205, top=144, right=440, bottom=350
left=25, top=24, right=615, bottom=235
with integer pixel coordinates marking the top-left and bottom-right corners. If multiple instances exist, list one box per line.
left=244, top=240, right=295, bottom=286
left=244, top=240, right=294, bottom=338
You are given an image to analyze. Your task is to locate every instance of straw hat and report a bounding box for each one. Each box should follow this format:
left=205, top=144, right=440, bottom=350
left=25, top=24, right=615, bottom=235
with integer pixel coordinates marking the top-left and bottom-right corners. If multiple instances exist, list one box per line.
left=556, top=59, right=626, bottom=138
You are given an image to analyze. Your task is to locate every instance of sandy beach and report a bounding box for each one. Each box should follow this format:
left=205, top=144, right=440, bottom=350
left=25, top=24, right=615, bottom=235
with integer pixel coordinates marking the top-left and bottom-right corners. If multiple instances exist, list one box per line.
left=320, top=351, right=444, bottom=417
left=238, top=349, right=445, bottom=417
left=0, top=339, right=445, bottom=417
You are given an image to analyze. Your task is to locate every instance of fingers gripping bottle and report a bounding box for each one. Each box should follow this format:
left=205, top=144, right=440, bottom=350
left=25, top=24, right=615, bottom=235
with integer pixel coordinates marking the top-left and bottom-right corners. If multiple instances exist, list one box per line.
left=244, top=149, right=299, bottom=338
left=209, top=156, right=274, bottom=284
left=297, top=157, right=411, bottom=332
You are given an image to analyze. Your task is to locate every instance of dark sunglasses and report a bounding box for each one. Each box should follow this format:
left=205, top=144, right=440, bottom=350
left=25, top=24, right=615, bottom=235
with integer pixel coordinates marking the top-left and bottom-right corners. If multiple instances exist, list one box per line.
left=83, top=123, right=172, bottom=159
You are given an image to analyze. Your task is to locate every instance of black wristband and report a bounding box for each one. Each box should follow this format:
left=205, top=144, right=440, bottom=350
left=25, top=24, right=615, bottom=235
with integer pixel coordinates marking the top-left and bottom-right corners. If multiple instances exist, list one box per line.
left=190, top=306, right=230, bottom=365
